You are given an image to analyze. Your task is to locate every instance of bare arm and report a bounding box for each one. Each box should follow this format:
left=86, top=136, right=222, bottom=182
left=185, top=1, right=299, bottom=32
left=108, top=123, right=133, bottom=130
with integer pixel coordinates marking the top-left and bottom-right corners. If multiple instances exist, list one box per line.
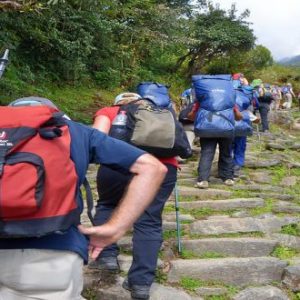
left=79, top=153, right=167, bottom=259
left=93, top=115, right=111, bottom=134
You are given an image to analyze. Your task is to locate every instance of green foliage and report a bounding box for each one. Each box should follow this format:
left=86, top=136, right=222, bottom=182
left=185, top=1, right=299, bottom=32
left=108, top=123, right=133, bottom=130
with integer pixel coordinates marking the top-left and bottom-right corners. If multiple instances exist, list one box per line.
left=281, top=224, right=300, bottom=237
left=272, top=246, right=298, bottom=260
left=163, top=230, right=178, bottom=240
left=180, top=277, right=204, bottom=291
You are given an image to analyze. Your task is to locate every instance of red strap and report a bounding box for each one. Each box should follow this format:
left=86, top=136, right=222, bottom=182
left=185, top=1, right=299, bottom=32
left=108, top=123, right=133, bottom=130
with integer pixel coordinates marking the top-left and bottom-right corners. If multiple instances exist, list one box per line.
left=0, top=106, right=58, bottom=128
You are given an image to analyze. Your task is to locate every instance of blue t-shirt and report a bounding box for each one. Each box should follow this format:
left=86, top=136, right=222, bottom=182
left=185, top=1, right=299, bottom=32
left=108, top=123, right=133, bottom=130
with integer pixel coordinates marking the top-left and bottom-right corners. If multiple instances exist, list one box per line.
left=0, top=120, right=145, bottom=263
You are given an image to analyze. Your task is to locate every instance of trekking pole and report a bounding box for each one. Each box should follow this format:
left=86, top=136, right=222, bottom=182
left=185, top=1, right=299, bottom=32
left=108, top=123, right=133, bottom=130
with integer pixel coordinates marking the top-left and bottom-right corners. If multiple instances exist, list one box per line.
left=0, top=49, right=9, bottom=79
left=174, top=182, right=182, bottom=254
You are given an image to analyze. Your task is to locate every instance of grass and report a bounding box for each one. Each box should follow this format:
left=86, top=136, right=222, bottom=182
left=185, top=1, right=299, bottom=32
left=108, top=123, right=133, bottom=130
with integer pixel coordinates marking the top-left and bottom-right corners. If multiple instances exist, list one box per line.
left=281, top=224, right=300, bottom=236
left=155, top=268, right=168, bottom=284
left=82, top=288, right=97, bottom=300
left=248, top=199, right=274, bottom=216
left=180, top=249, right=225, bottom=259
left=163, top=230, right=180, bottom=240
left=272, top=245, right=298, bottom=260
left=179, top=277, right=239, bottom=299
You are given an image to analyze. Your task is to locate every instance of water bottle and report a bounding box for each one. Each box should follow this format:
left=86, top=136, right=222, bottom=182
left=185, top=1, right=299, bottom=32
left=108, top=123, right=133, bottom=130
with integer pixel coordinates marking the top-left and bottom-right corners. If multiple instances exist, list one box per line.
left=111, top=110, right=128, bottom=141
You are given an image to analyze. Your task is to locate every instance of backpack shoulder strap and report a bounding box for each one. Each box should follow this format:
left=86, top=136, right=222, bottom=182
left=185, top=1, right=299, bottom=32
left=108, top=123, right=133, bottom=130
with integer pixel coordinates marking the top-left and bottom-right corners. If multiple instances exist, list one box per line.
left=83, top=177, right=95, bottom=226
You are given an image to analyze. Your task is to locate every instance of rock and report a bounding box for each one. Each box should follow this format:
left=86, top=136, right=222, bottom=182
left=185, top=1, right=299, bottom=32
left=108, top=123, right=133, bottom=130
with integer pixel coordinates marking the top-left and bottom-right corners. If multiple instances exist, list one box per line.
left=272, top=201, right=300, bottom=213
left=182, top=238, right=277, bottom=257
left=178, top=178, right=197, bottom=185
left=292, top=118, right=300, bottom=131
left=195, top=287, right=227, bottom=296
left=251, top=193, right=294, bottom=201
left=249, top=171, right=272, bottom=184
left=190, top=216, right=300, bottom=235
left=232, top=184, right=283, bottom=193
left=231, top=211, right=251, bottom=218
left=280, top=176, right=298, bottom=187
left=180, top=198, right=264, bottom=211
left=266, top=143, right=286, bottom=151
left=283, top=265, right=300, bottom=292
left=167, top=257, right=287, bottom=286
left=269, top=110, right=294, bottom=126
left=287, top=162, right=300, bottom=169
left=245, top=159, right=281, bottom=168
left=163, top=213, right=195, bottom=222
left=173, top=186, right=232, bottom=200
left=233, top=286, right=289, bottom=300
left=95, top=277, right=198, bottom=300
left=118, top=236, right=132, bottom=252
left=270, top=233, right=300, bottom=250
left=150, top=283, right=195, bottom=300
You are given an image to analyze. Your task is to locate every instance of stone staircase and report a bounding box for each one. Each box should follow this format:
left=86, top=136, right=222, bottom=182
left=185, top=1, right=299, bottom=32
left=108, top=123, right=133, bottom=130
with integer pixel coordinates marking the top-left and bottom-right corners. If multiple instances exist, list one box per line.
left=83, top=119, right=300, bottom=300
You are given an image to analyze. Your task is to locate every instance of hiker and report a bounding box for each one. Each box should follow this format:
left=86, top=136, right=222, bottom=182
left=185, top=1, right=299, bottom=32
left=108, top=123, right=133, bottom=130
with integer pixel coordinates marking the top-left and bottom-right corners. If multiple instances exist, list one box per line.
left=282, top=83, right=296, bottom=109
left=232, top=80, right=259, bottom=177
left=92, top=89, right=180, bottom=300
left=257, top=83, right=274, bottom=132
left=0, top=97, right=167, bottom=300
left=179, top=87, right=196, bottom=149
left=298, top=91, right=300, bottom=110
left=271, top=84, right=282, bottom=110
left=190, top=75, right=242, bottom=189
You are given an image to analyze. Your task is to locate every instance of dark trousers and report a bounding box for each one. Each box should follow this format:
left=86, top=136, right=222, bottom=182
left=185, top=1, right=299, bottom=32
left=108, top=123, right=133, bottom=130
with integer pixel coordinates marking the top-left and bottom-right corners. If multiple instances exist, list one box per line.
left=94, top=164, right=177, bottom=286
left=258, top=102, right=270, bottom=131
left=232, top=136, right=247, bottom=167
left=197, top=137, right=233, bottom=181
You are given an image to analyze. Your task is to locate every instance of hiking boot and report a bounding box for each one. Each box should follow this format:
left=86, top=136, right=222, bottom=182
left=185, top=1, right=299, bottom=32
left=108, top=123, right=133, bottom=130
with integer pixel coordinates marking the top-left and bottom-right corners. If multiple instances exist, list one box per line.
left=88, top=256, right=120, bottom=271
left=224, top=179, right=234, bottom=186
left=122, top=278, right=150, bottom=300
left=195, top=181, right=209, bottom=189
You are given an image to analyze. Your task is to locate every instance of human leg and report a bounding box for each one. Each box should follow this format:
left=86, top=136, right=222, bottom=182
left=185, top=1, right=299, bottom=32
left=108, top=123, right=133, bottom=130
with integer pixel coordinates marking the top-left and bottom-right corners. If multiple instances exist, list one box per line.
left=93, top=166, right=131, bottom=261
left=218, top=138, right=234, bottom=181
left=0, top=249, right=84, bottom=300
left=197, top=138, right=217, bottom=182
left=259, top=103, right=270, bottom=131
left=127, top=165, right=177, bottom=289
left=233, top=136, right=247, bottom=168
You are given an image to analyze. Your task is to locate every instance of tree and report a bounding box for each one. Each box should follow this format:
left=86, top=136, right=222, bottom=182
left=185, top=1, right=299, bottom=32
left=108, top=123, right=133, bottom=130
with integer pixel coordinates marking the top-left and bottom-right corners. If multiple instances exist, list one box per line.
left=176, top=3, right=256, bottom=75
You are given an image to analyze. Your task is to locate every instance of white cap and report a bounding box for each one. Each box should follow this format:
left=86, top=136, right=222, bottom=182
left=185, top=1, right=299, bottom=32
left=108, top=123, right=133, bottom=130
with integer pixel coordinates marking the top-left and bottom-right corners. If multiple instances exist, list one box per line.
left=114, top=93, right=142, bottom=105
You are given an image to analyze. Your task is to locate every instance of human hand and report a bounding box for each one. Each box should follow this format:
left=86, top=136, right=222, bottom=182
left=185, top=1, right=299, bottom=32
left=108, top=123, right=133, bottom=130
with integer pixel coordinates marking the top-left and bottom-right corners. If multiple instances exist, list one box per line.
left=78, top=224, right=122, bottom=260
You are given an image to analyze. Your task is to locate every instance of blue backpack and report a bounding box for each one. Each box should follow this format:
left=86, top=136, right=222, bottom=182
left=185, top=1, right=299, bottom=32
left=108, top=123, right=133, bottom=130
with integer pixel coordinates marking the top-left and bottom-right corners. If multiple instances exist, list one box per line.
left=192, top=74, right=236, bottom=138
left=234, top=88, right=253, bottom=137
left=235, top=111, right=253, bottom=137
left=137, top=82, right=172, bottom=108
left=281, top=86, right=289, bottom=94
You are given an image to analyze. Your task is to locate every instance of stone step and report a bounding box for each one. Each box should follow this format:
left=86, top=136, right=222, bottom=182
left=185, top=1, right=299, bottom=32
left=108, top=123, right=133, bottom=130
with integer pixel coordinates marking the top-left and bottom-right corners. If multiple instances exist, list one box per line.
left=273, top=201, right=300, bottom=213
left=92, top=276, right=198, bottom=300
left=167, top=257, right=287, bottom=287
left=250, top=193, right=294, bottom=201
left=163, top=213, right=195, bottom=222
left=232, top=184, right=283, bottom=193
left=169, top=186, right=232, bottom=200
left=269, top=233, right=300, bottom=250
left=233, top=286, right=289, bottom=300
left=245, top=159, right=281, bottom=168
left=180, top=198, right=264, bottom=210
left=182, top=238, right=278, bottom=257
left=190, top=216, right=300, bottom=235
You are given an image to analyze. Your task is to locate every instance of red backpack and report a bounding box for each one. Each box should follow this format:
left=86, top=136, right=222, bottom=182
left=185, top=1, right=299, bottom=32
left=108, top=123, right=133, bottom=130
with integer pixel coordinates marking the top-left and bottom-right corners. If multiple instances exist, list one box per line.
left=0, top=106, right=80, bottom=238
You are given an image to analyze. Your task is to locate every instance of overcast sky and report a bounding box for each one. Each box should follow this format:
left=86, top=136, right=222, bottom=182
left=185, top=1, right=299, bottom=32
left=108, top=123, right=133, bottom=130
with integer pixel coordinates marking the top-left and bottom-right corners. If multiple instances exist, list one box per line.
left=210, top=0, right=300, bottom=60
